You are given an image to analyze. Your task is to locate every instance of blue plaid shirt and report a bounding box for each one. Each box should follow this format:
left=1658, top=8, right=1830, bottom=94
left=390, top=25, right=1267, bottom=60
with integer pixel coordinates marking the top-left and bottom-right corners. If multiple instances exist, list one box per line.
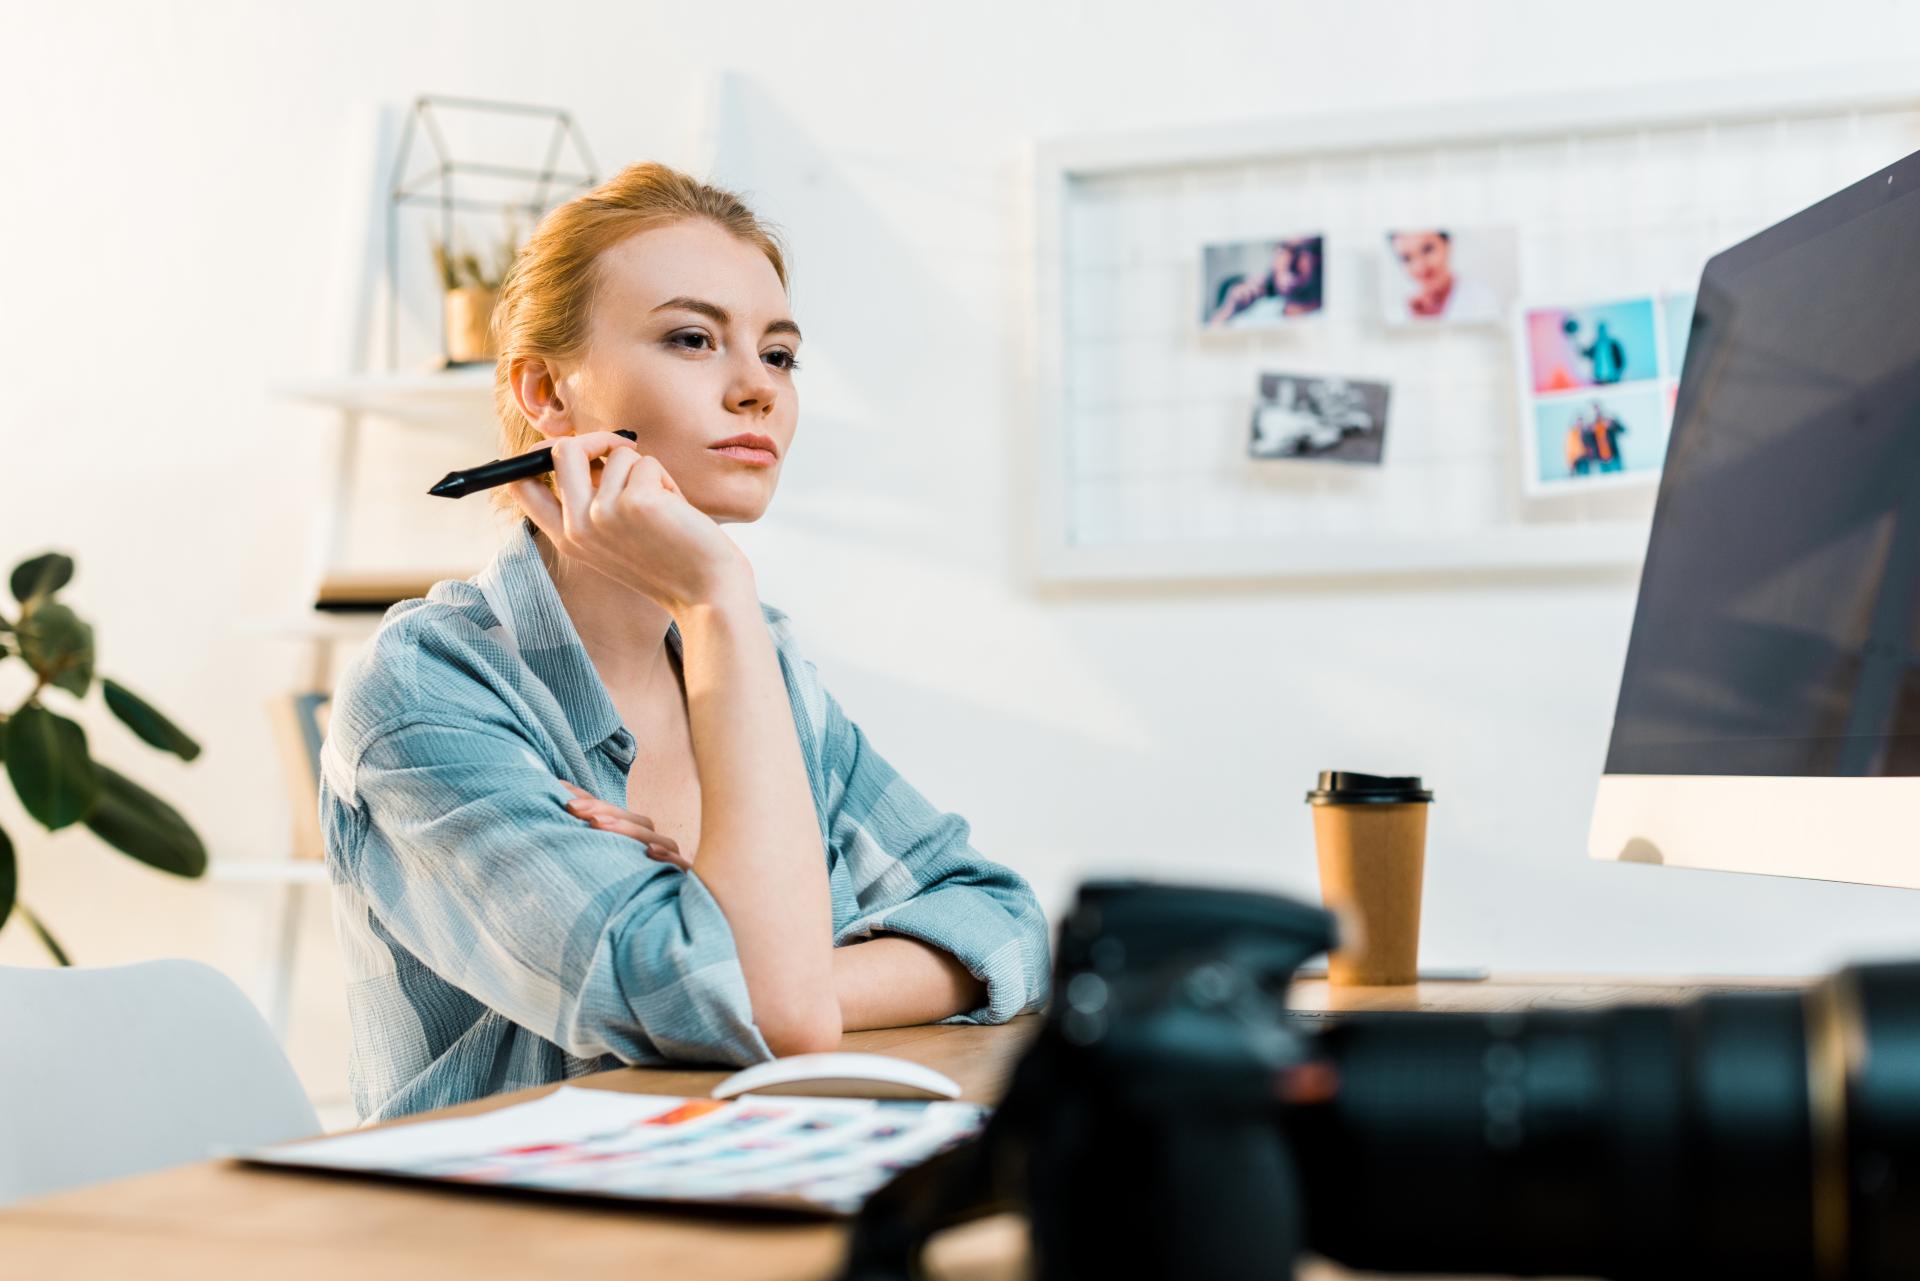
left=319, top=520, right=1051, bottom=1122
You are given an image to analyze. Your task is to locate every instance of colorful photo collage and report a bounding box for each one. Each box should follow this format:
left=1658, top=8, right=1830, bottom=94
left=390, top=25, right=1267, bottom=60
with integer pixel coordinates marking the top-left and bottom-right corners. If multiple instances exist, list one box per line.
left=1187, top=225, right=1698, bottom=489
left=1516, top=291, right=1695, bottom=495
left=1199, top=228, right=1519, bottom=333
left=1200, top=228, right=1519, bottom=469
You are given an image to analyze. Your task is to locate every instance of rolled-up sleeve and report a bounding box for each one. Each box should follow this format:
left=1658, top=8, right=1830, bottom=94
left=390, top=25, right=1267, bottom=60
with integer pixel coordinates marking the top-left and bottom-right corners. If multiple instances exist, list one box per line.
left=343, top=719, right=774, bottom=1067
left=823, top=694, right=1052, bottom=1024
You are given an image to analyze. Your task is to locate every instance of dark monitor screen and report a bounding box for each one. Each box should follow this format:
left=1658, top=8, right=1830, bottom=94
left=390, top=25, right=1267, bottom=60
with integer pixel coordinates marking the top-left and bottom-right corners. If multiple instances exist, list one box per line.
left=1604, top=151, right=1920, bottom=779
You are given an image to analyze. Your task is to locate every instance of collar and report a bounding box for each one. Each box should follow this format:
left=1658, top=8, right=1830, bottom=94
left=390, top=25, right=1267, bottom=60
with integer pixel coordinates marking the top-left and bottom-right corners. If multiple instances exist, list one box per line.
left=473, top=518, right=679, bottom=758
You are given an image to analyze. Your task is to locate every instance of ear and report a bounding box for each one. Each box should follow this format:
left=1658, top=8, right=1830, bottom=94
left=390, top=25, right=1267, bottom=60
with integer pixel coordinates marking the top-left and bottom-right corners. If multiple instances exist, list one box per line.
left=508, top=356, right=575, bottom=441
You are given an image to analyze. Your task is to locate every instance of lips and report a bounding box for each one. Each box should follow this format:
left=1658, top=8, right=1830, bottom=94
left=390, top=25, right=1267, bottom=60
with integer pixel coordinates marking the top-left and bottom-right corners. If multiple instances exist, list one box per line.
left=710, top=433, right=778, bottom=456
left=706, top=435, right=779, bottom=466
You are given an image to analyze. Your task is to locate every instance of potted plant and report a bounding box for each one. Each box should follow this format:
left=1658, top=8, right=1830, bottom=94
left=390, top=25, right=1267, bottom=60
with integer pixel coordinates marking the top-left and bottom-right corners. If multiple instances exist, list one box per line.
left=0, top=551, right=207, bottom=963
left=432, top=225, right=521, bottom=366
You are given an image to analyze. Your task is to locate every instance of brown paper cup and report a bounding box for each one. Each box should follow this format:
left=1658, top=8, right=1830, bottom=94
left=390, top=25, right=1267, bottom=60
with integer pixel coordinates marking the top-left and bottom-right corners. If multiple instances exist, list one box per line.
left=1312, top=801, right=1428, bottom=986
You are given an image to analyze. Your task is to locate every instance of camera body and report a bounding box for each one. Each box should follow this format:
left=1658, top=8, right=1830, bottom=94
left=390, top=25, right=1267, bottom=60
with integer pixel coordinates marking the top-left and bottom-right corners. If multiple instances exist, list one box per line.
left=843, top=881, right=1334, bottom=1281
left=841, top=880, right=1920, bottom=1281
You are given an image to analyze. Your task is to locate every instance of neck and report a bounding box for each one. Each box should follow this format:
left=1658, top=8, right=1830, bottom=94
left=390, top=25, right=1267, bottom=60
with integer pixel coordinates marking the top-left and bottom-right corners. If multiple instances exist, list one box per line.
left=532, top=528, right=676, bottom=695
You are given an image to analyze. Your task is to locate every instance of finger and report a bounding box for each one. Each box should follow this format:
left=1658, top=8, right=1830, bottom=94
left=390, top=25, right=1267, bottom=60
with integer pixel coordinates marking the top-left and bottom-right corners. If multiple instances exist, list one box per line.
left=646, top=846, right=693, bottom=871
left=591, top=446, right=641, bottom=517
left=565, top=430, right=641, bottom=461
left=566, top=796, right=655, bottom=829
left=586, top=813, right=666, bottom=844
left=620, top=451, right=680, bottom=502
left=550, top=436, right=596, bottom=524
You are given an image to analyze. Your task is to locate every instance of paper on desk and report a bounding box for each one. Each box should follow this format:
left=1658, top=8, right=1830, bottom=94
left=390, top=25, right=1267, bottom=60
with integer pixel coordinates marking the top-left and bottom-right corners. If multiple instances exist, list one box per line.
left=242, top=1086, right=989, bottom=1216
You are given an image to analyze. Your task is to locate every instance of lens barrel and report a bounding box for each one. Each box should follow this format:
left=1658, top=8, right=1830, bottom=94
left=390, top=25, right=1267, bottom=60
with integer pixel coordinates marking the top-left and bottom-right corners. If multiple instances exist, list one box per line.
left=1833, top=962, right=1920, bottom=1280
left=1294, top=993, right=1813, bottom=1277
left=1290, top=965, right=1920, bottom=1280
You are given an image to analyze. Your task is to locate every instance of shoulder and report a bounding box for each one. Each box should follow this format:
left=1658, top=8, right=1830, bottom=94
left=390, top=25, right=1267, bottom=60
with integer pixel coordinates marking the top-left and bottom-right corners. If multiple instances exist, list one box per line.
left=755, top=600, right=832, bottom=748
left=324, top=581, right=523, bottom=770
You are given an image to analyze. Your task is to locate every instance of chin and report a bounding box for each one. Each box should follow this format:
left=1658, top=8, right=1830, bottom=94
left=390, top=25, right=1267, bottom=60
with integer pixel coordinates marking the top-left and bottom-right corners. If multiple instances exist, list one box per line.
left=696, top=490, right=775, bottom=526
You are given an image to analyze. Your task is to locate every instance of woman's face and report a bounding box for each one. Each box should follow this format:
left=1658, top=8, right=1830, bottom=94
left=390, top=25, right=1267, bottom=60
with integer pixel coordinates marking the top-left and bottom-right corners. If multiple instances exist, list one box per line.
left=1392, top=231, right=1453, bottom=292
left=536, top=218, right=802, bottom=524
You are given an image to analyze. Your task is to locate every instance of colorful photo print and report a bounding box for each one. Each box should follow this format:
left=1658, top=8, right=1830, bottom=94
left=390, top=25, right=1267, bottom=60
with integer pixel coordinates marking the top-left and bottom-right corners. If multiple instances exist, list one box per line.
left=1249, top=372, right=1390, bottom=464
left=1202, top=235, right=1325, bottom=329
left=1522, top=297, right=1660, bottom=394
left=1527, top=387, right=1669, bottom=493
left=1661, top=290, right=1696, bottom=377
left=1380, top=227, right=1518, bottom=326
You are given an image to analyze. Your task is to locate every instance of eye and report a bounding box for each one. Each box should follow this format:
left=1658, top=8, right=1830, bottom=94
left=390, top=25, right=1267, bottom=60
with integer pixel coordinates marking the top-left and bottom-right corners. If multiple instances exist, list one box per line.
left=667, top=330, right=714, bottom=351
left=763, top=348, right=802, bottom=372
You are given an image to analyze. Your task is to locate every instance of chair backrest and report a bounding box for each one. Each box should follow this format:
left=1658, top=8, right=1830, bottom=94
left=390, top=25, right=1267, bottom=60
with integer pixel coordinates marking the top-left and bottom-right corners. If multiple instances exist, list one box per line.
left=0, top=958, right=322, bottom=1205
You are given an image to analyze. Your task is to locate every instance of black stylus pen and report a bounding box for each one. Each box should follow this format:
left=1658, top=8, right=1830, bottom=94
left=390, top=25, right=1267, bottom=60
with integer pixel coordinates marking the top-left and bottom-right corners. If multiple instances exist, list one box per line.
left=427, top=430, right=639, bottom=499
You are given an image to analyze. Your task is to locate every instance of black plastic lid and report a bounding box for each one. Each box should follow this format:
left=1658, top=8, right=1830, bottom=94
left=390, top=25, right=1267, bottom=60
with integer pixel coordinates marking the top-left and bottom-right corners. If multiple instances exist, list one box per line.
left=1305, top=770, right=1433, bottom=805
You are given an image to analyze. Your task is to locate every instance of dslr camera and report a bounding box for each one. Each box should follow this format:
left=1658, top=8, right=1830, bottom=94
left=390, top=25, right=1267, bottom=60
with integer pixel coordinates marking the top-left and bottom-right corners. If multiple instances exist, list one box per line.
left=841, top=880, right=1920, bottom=1281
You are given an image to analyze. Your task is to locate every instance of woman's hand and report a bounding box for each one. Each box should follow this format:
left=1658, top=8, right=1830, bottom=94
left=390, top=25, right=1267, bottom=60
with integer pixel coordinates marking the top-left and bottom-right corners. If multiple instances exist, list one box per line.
left=559, top=779, right=691, bottom=871
left=1209, top=278, right=1261, bottom=326
left=510, top=431, right=754, bottom=617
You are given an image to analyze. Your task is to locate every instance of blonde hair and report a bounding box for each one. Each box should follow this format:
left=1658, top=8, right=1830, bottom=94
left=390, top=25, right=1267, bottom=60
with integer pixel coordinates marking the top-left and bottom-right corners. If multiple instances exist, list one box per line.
left=487, top=162, right=789, bottom=515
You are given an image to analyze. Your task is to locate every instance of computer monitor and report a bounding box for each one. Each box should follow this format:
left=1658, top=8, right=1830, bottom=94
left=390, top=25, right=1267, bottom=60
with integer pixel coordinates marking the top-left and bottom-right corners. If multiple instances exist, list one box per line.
left=1588, top=147, right=1920, bottom=889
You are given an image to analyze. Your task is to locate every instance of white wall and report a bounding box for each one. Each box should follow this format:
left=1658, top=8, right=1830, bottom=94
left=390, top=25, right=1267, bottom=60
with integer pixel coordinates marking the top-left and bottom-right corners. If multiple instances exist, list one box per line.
left=5, top=0, right=1919, bottom=1112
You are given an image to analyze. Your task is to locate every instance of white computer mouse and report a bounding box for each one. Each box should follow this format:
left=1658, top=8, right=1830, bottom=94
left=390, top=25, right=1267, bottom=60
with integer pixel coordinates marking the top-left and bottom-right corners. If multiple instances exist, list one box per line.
left=711, top=1052, right=964, bottom=1101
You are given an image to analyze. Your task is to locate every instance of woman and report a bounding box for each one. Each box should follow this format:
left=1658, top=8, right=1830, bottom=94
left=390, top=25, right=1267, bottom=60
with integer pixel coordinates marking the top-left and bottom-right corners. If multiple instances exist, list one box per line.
left=1208, top=235, right=1324, bottom=327
left=1385, top=229, right=1499, bottom=324
left=319, top=163, right=1052, bottom=1122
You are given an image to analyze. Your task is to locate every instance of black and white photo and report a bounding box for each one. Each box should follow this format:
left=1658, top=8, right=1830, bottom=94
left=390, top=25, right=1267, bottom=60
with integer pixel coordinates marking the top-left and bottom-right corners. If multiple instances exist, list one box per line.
left=1249, top=372, right=1391, bottom=463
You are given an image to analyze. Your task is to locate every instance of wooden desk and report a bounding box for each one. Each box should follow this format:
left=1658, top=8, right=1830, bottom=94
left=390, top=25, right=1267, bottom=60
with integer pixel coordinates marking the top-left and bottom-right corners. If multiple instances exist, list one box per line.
left=0, top=977, right=1803, bottom=1281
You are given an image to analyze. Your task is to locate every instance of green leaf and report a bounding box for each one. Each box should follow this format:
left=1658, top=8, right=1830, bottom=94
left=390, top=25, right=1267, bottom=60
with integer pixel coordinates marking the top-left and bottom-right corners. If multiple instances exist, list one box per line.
left=17, top=903, right=71, bottom=966
left=4, top=704, right=96, bottom=830
left=102, top=679, right=201, bottom=762
left=16, top=603, right=94, bottom=698
left=10, top=552, right=74, bottom=606
left=0, top=822, right=14, bottom=934
left=83, top=761, right=207, bottom=877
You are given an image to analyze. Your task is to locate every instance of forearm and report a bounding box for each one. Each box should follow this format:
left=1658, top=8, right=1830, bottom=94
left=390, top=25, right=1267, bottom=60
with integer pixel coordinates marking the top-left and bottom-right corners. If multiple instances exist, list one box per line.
left=676, top=588, right=838, bottom=1053
left=833, top=935, right=988, bottom=1031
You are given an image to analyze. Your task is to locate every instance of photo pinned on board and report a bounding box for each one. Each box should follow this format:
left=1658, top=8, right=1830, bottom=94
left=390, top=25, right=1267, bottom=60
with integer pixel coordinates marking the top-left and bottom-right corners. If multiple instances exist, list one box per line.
left=1249, top=372, right=1391, bottom=464
left=1515, top=291, right=1693, bottom=495
left=1520, top=296, right=1661, bottom=395
left=1202, top=235, right=1325, bottom=329
left=1380, top=227, right=1518, bottom=326
left=1527, top=389, right=1670, bottom=492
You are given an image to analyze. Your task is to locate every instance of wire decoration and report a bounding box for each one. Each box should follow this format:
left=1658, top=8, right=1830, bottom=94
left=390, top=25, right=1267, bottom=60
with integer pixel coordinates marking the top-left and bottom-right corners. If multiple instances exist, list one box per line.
left=385, top=95, right=599, bottom=370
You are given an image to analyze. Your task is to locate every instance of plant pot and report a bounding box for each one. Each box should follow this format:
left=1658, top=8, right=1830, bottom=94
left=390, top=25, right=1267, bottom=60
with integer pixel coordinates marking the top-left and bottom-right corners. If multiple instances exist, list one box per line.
left=445, top=286, right=499, bottom=364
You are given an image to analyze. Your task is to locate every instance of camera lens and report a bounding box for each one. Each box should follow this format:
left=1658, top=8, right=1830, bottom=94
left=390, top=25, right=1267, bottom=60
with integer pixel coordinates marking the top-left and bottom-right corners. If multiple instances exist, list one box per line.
left=1289, top=965, right=1920, bottom=1280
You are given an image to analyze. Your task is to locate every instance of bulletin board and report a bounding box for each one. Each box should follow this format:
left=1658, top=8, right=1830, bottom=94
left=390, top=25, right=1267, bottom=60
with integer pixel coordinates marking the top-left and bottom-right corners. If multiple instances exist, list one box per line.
left=1026, top=68, right=1920, bottom=585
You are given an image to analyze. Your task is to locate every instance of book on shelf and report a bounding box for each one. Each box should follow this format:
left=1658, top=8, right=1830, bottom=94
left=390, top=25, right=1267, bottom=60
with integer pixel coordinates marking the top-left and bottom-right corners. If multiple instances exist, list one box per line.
left=313, top=568, right=473, bottom=613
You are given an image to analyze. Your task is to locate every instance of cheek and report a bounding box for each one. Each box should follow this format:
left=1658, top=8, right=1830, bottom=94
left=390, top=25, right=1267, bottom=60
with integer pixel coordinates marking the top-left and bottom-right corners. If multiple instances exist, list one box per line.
left=611, top=363, right=711, bottom=451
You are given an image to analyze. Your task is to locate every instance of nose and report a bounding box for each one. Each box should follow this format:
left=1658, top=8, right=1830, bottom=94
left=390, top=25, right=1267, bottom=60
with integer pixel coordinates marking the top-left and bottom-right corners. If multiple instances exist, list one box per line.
left=725, top=348, right=778, bottom=418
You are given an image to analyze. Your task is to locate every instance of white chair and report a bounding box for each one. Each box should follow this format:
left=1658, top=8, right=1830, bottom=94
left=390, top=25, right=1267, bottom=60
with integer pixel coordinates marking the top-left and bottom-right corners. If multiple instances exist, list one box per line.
left=0, top=958, right=322, bottom=1206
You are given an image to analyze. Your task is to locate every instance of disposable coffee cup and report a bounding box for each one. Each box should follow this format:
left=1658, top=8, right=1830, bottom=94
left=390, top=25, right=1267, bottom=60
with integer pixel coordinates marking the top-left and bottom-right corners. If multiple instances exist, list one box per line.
left=1306, top=770, right=1434, bottom=986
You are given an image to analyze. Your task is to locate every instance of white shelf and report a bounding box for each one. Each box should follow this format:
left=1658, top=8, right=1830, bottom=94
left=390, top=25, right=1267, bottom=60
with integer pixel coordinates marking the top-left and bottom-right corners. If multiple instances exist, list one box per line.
left=208, top=859, right=329, bottom=886
left=234, top=613, right=389, bottom=642
left=273, top=365, right=496, bottom=425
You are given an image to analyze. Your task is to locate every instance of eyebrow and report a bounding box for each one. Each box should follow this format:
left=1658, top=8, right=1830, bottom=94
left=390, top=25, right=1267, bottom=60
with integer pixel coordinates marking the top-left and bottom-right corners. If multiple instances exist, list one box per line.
left=650, top=295, right=802, bottom=343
